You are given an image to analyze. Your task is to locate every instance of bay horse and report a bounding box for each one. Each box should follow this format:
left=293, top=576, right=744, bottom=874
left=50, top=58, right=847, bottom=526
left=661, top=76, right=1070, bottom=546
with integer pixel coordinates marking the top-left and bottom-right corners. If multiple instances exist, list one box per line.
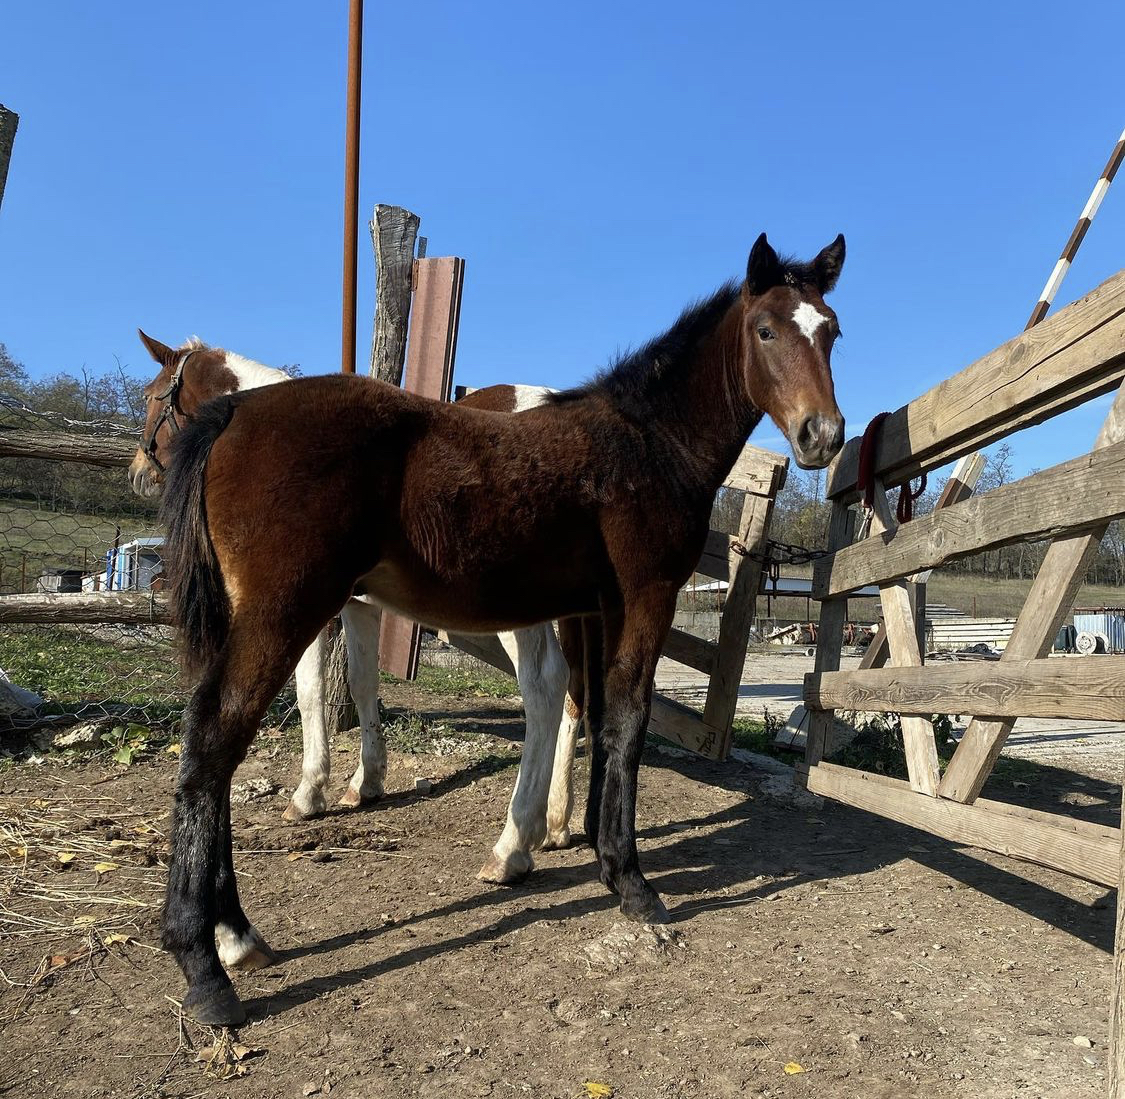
left=159, top=233, right=846, bottom=1024
left=129, top=336, right=585, bottom=884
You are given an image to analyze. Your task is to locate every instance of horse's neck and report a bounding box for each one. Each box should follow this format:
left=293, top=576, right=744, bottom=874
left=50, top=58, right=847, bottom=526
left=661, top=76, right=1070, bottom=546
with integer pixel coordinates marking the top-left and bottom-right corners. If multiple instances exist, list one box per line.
left=649, top=304, right=762, bottom=494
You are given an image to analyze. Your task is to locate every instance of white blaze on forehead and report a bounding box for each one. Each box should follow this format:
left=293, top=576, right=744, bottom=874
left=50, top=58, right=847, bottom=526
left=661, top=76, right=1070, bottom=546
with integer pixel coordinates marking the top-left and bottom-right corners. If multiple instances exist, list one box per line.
left=791, top=301, right=830, bottom=346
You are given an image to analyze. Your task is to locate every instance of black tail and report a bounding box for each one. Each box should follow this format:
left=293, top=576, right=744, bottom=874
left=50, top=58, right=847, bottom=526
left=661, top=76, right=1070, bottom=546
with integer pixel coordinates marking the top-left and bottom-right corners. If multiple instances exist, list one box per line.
left=160, top=397, right=237, bottom=678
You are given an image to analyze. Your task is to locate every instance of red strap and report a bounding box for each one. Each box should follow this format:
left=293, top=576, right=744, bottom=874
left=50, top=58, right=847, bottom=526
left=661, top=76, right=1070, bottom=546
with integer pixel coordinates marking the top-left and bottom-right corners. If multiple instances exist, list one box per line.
left=857, top=411, right=926, bottom=523
left=857, top=412, right=890, bottom=511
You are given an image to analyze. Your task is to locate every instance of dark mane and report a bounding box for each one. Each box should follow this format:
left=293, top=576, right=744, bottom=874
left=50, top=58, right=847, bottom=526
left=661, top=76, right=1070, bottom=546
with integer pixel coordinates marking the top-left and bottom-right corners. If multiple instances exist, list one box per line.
left=550, top=281, right=740, bottom=417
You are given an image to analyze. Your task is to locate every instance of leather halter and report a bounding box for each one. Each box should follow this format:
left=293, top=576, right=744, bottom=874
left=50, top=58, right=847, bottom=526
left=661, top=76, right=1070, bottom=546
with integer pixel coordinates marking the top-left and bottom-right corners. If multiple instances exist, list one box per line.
left=140, top=350, right=194, bottom=473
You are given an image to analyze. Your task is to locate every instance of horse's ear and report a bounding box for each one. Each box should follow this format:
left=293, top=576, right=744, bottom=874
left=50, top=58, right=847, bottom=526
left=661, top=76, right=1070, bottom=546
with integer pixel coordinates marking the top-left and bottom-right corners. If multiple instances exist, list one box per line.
left=138, top=329, right=176, bottom=366
left=745, top=233, right=782, bottom=295
left=812, top=234, right=846, bottom=294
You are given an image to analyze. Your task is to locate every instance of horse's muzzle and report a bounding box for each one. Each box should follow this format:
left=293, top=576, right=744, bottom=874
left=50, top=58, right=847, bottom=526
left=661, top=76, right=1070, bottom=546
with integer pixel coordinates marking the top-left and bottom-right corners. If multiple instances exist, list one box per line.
left=791, top=413, right=844, bottom=469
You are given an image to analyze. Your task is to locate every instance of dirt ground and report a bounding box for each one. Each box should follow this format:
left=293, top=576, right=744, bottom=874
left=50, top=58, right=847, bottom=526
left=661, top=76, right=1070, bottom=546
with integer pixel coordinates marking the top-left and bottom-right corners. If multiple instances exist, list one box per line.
left=0, top=677, right=1119, bottom=1099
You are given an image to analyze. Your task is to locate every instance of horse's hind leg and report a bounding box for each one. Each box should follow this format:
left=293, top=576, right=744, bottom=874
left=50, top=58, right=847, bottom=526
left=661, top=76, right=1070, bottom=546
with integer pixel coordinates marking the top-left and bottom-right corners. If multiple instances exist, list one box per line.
left=338, top=597, right=386, bottom=808
left=215, top=792, right=281, bottom=971
left=164, top=612, right=309, bottom=1026
left=478, top=624, right=567, bottom=884
left=541, top=616, right=586, bottom=851
left=284, top=627, right=332, bottom=821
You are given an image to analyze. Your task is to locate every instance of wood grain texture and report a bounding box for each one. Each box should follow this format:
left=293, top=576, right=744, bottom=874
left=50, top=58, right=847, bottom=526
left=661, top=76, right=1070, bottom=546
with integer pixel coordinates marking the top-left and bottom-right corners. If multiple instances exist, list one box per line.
left=815, top=438, right=1125, bottom=598
left=868, top=482, right=939, bottom=796
left=662, top=627, right=718, bottom=675
left=827, top=268, right=1125, bottom=500
left=806, top=762, right=1119, bottom=887
left=368, top=204, right=419, bottom=384
left=0, top=430, right=135, bottom=467
left=804, top=501, right=856, bottom=767
left=939, top=383, right=1125, bottom=803
left=0, top=592, right=169, bottom=624
left=807, top=656, right=1125, bottom=721
left=650, top=695, right=725, bottom=758
left=1112, top=811, right=1125, bottom=1097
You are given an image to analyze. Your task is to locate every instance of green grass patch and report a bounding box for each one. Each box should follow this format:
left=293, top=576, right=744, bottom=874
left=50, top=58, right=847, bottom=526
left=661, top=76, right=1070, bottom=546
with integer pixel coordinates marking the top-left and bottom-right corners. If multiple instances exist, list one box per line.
left=395, top=663, right=519, bottom=700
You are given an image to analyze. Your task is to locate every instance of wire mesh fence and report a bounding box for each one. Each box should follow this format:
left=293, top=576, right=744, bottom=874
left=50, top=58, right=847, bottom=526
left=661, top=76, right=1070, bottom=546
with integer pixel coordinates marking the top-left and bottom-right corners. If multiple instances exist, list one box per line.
left=0, top=392, right=299, bottom=741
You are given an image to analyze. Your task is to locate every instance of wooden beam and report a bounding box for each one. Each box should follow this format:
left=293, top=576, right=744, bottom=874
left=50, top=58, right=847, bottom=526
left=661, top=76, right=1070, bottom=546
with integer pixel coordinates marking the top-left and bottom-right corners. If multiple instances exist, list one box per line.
left=815, top=438, right=1125, bottom=598
left=1112, top=813, right=1125, bottom=1097
left=0, top=430, right=135, bottom=467
left=940, top=383, right=1125, bottom=803
left=441, top=630, right=515, bottom=677
left=807, top=655, right=1125, bottom=722
left=0, top=104, right=17, bottom=215
left=662, top=627, right=718, bottom=675
left=804, top=501, right=855, bottom=766
left=867, top=481, right=940, bottom=796
left=368, top=204, right=419, bottom=384
left=0, top=591, right=169, bottom=625
left=827, top=267, right=1125, bottom=500
left=806, top=762, right=1119, bottom=887
left=650, top=694, right=725, bottom=758
left=703, top=454, right=788, bottom=753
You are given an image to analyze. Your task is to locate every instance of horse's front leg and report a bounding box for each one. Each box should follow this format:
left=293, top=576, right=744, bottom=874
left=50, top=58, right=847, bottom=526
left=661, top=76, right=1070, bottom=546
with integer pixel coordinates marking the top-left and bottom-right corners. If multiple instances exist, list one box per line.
left=284, top=627, right=332, bottom=821
left=478, top=625, right=568, bottom=884
left=594, top=586, right=677, bottom=924
left=338, top=597, right=386, bottom=807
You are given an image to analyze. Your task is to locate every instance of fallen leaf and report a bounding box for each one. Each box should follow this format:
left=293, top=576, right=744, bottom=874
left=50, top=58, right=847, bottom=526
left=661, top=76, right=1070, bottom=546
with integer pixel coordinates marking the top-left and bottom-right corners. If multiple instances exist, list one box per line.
left=287, top=851, right=305, bottom=862
left=165, top=742, right=182, bottom=755
left=104, top=933, right=133, bottom=946
left=783, top=1062, right=805, bottom=1075
left=583, top=1083, right=614, bottom=1098
left=93, top=862, right=119, bottom=874
left=73, top=915, right=96, bottom=927
left=56, top=852, right=77, bottom=865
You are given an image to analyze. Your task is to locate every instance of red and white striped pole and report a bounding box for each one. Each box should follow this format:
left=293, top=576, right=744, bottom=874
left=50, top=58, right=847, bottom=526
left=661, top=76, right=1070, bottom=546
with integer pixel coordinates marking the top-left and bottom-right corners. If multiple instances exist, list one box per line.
left=1026, top=126, right=1125, bottom=329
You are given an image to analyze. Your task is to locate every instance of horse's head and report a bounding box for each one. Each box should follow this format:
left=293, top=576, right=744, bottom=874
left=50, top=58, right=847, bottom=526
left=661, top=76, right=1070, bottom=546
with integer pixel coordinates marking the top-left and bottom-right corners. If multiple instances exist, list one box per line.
left=129, top=332, right=228, bottom=497
left=739, top=233, right=846, bottom=470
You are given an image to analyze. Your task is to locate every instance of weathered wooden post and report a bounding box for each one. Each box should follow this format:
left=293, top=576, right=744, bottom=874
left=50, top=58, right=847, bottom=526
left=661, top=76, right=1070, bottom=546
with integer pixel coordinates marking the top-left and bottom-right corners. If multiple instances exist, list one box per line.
left=369, top=204, right=420, bottom=384
left=0, top=105, right=17, bottom=215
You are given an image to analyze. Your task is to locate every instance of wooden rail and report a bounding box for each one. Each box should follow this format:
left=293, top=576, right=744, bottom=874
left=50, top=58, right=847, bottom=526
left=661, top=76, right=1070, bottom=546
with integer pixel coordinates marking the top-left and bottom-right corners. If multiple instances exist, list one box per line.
left=807, top=655, right=1125, bottom=722
left=827, top=268, right=1125, bottom=499
left=0, top=429, right=135, bottom=467
left=0, top=592, right=169, bottom=624
left=815, top=438, right=1125, bottom=597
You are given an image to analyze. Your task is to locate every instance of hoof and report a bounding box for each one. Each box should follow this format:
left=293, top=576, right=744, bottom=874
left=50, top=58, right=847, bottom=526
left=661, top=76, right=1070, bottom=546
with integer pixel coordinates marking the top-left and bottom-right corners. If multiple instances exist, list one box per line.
left=477, top=849, right=533, bottom=885
left=217, top=925, right=282, bottom=972
left=283, top=794, right=326, bottom=823
left=338, top=785, right=380, bottom=809
left=183, top=983, right=246, bottom=1027
left=620, top=891, right=670, bottom=925
left=540, top=827, right=571, bottom=851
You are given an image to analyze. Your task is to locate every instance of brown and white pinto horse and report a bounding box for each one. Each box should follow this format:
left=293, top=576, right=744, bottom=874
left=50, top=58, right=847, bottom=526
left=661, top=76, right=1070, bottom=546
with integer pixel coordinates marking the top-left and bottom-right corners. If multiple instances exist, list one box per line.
left=159, top=234, right=846, bottom=1024
left=130, top=337, right=584, bottom=884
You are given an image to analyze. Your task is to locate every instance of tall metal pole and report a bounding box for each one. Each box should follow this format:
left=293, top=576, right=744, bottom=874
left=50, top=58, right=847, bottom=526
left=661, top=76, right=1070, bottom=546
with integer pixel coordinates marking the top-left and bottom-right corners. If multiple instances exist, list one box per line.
left=341, top=0, right=363, bottom=373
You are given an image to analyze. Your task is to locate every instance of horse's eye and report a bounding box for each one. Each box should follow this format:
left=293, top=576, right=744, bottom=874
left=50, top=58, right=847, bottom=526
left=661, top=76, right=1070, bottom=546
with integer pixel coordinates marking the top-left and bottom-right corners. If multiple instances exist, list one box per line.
left=757, top=326, right=774, bottom=341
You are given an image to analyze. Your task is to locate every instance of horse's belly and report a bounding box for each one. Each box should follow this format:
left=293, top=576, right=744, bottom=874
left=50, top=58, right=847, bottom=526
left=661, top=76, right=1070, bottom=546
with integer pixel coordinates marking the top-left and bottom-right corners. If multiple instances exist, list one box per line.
left=355, top=562, right=596, bottom=633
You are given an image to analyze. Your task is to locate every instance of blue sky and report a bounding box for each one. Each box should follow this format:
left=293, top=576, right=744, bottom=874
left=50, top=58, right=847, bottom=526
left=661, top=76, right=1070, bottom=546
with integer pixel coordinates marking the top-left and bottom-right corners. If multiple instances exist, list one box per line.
left=2, top=1, right=1123, bottom=475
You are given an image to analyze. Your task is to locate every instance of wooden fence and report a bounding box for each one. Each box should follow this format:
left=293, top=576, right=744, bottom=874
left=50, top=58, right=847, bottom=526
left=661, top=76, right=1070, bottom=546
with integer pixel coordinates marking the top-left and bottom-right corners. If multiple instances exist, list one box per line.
left=799, top=266, right=1125, bottom=1092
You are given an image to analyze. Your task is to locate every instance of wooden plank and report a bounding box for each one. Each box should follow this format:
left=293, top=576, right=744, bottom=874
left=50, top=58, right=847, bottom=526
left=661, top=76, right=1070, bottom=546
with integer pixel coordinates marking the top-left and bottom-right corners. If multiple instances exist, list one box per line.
left=0, top=591, right=169, bottom=624
left=806, top=762, right=1119, bottom=887
left=368, top=204, right=420, bottom=384
left=1112, top=818, right=1125, bottom=1097
left=827, top=267, right=1125, bottom=499
left=940, top=383, right=1125, bottom=803
left=649, top=694, right=725, bottom=759
left=804, top=501, right=855, bottom=766
left=815, top=438, right=1125, bottom=598
left=703, top=455, right=788, bottom=753
left=441, top=630, right=515, bottom=676
left=661, top=627, right=718, bottom=675
left=379, top=256, right=465, bottom=680
left=868, top=482, right=940, bottom=796
left=0, top=429, right=135, bottom=467
left=807, top=656, right=1125, bottom=721
left=726, top=444, right=789, bottom=496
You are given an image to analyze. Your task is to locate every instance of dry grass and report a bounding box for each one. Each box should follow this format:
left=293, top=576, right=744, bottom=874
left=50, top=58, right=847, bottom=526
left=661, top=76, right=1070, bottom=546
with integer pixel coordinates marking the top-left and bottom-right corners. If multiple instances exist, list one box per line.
left=0, top=778, right=166, bottom=1028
